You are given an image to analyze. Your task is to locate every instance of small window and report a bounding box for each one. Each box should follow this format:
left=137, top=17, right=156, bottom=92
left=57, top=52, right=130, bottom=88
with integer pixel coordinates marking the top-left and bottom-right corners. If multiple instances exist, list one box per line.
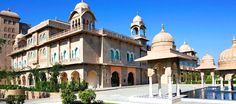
left=110, top=49, right=115, bottom=61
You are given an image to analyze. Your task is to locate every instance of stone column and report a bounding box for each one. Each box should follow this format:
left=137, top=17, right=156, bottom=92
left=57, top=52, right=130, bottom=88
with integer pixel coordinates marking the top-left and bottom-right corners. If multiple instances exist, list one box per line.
left=228, top=79, right=232, bottom=91
left=168, top=75, right=172, bottom=99
left=148, top=68, right=154, bottom=98
left=211, top=71, right=215, bottom=86
left=220, top=76, right=224, bottom=90
left=200, top=72, right=204, bottom=88
left=158, top=76, right=162, bottom=97
left=176, top=74, right=180, bottom=97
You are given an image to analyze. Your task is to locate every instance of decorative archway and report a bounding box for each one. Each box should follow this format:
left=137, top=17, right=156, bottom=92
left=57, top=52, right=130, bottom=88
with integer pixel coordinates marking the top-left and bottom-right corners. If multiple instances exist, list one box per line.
left=128, top=72, right=134, bottom=85
left=87, top=70, right=97, bottom=88
left=71, top=71, right=80, bottom=82
left=60, top=72, right=68, bottom=84
left=111, top=71, right=120, bottom=87
left=22, top=76, right=26, bottom=86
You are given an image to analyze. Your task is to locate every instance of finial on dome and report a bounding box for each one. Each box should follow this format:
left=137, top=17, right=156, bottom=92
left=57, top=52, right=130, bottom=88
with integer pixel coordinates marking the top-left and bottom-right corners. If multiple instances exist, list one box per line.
left=81, top=0, right=84, bottom=2
left=136, top=11, right=139, bottom=16
left=161, top=24, right=165, bottom=32
left=232, top=35, right=236, bottom=46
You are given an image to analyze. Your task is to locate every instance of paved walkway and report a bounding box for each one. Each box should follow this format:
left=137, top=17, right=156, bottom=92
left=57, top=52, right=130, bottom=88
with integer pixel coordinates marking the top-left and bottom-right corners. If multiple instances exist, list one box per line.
left=23, top=84, right=207, bottom=104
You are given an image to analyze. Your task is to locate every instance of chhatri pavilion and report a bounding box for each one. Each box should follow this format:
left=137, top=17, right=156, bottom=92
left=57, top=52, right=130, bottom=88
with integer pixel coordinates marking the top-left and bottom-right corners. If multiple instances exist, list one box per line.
left=133, top=24, right=197, bottom=103
left=218, top=38, right=236, bottom=91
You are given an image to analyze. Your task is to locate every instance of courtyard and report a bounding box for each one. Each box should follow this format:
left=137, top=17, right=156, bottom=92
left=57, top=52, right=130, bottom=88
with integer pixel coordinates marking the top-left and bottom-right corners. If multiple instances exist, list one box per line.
left=16, top=84, right=234, bottom=104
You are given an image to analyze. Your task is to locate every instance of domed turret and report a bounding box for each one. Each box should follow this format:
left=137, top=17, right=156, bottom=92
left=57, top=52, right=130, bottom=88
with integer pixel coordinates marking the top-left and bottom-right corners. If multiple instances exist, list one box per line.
left=179, top=41, right=194, bottom=53
left=0, top=9, right=20, bottom=19
left=196, top=53, right=216, bottom=70
left=218, top=37, right=236, bottom=70
left=69, top=0, right=96, bottom=31
left=151, top=24, right=175, bottom=51
left=133, top=15, right=143, bottom=23
left=74, top=1, right=90, bottom=10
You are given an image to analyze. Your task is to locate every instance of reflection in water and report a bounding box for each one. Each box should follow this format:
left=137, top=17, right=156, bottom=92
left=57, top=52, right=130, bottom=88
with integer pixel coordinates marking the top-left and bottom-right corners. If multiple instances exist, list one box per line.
left=182, top=86, right=236, bottom=100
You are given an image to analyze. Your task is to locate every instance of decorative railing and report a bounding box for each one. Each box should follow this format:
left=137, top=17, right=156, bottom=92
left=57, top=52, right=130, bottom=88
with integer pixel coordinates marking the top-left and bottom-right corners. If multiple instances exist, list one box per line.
left=98, top=28, right=139, bottom=44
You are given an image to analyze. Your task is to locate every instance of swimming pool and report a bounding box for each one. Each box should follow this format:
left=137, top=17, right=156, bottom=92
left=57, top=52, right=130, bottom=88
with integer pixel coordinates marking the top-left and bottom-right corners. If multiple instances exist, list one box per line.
left=182, top=86, right=236, bottom=100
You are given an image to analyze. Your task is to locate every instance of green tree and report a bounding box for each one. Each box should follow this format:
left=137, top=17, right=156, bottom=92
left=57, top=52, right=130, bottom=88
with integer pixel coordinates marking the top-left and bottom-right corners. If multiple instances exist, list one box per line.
left=78, top=89, right=96, bottom=104
left=48, top=63, right=62, bottom=92
left=61, top=83, right=77, bottom=104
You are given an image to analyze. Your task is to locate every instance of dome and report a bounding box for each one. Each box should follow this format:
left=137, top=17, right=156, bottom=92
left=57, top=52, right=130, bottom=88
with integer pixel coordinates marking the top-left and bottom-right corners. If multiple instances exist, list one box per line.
left=202, top=53, right=214, bottom=61
left=152, top=24, right=174, bottom=44
left=74, top=1, right=89, bottom=10
left=196, top=53, right=216, bottom=70
left=218, top=39, right=236, bottom=70
left=179, top=41, right=194, bottom=52
left=0, top=10, right=20, bottom=19
left=133, top=15, right=142, bottom=23
left=16, top=33, right=24, bottom=39
left=151, top=24, right=175, bottom=50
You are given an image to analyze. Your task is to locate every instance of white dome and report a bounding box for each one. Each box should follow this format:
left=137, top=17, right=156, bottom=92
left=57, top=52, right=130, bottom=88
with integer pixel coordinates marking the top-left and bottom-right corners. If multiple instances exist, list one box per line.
left=133, top=15, right=142, bottom=22
left=0, top=10, right=20, bottom=18
left=179, top=42, right=194, bottom=52
left=219, top=39, right=236, bottom=68
left=16, top=33, right=24, bottom=39
left=152, top=24, right=174, bottom=44
left=75, top=2, right=89, bottom=10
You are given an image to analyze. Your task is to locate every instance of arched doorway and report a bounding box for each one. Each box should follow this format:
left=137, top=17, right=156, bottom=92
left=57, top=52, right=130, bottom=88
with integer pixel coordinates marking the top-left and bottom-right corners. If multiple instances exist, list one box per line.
left=71, top=71, right=80, bottom=82
left=111, top=71, right=120, bottom=87
left=28, top=74, right=34, bottom=86
left=17, top=76, right=21, bottom=85
left=22, top=76, right=26, bottom=85
left=87, top=70, right=97, bottom=88
left=60, top=72, right=68, bottom=84
left=128, top=72, right=134, bottom=85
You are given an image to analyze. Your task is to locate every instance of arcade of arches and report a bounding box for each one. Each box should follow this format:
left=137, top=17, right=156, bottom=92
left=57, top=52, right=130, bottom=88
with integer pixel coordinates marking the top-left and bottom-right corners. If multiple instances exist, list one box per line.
left=11, top=66, right=147, bottom=88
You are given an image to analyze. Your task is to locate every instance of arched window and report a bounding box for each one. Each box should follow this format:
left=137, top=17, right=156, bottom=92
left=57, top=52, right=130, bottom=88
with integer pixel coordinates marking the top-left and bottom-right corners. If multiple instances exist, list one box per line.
left=130, top=53, right=134, bottom=62
left=54, top=53, right=57, bottom=62
left=127, top=52, right=130, bottom=62
left=110, top=49, right=115, bottom=61
left=63, top=50, right=67, bottom=60
left=75, top=20, right=78, bottom=28
left=71, top=50, right=74, bottom=59
left=75, top=48, right=78, bottom=58
left=115, top=49, right=120, bottom=60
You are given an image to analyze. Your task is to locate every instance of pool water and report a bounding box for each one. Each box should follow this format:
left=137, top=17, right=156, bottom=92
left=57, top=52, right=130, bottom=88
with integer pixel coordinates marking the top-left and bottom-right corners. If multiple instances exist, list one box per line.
left=182, top=86, right=236, bottom=100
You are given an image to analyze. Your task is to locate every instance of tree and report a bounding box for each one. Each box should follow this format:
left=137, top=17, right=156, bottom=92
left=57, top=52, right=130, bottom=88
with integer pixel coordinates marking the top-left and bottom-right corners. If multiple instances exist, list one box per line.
left=61, top=82, right=77, bottom=104
left=78, top=89, right=96, bottom=104
left=48, top=63, right=62, bottom=92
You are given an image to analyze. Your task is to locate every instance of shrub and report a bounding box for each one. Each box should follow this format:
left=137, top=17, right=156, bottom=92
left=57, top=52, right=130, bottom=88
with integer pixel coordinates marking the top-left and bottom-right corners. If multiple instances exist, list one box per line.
left=61, top=83, right=77, bottom=104
left=6, top=95, right=25, bottom=104
left=78, top=89, right=96, bottom=104
left=78, top=80, right=88, bottom=91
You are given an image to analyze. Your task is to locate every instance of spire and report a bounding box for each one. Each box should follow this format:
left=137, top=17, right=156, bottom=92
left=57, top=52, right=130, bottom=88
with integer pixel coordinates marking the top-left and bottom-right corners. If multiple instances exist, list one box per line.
left=161, top=24, right=165, bottom=32
left=232, top=35, right=236, bottom=47
left=183, top=41, right=187, bottom=45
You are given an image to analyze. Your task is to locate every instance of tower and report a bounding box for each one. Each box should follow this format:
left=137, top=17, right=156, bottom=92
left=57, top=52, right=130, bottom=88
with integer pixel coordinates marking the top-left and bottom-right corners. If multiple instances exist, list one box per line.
left=130, top=14, right=148, bottom=46
left=69, top=0, right=96, bottom=31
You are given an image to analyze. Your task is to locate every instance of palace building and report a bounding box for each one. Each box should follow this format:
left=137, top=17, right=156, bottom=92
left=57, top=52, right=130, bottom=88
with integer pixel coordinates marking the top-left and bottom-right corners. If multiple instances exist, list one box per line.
left=0, top=9, right=30, bottom=71
left=9, top=1, right=200, bottom=88
left=9, top=1, right=149, bottom=88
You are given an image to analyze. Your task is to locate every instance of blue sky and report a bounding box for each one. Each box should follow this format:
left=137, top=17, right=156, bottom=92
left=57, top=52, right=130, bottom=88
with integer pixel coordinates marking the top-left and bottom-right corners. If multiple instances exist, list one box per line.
left=1, top=0, right=236, bottom=62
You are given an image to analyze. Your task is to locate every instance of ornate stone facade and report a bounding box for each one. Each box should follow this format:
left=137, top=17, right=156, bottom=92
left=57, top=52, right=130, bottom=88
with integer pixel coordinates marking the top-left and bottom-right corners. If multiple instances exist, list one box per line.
left=9, top=1, right=149, bottom=88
